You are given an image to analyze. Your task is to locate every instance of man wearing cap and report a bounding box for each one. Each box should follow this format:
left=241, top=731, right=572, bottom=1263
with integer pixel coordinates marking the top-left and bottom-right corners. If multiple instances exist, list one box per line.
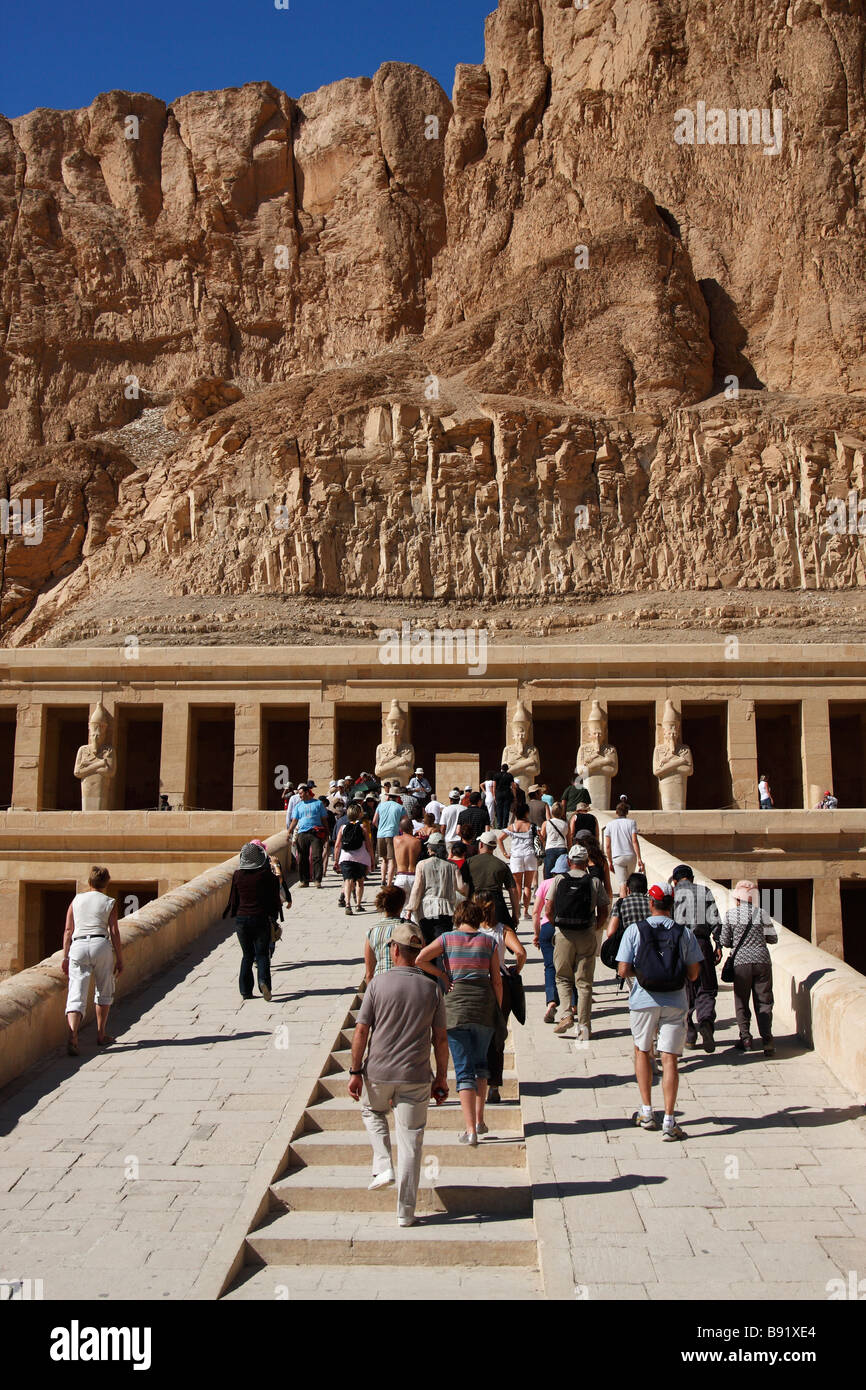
left=223, top=842, right=283, bottom=1001
left=464, top=831, right=520, bottom=930
left=440, top=789, right=463, bottom=851
left=287, top=784, right=330, bottom=888
left=349, top=922, right=449, bottom=1227
left=616, top=882, right=703, bottom=1139
left=547, top=844, right=604, bottom=1040
left=670, top=864, right=723, bottom=1053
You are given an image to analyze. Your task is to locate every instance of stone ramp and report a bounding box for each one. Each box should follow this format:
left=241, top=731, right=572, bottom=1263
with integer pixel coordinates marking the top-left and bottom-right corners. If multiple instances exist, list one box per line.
left=223, top=1001, right=543, bottom=1300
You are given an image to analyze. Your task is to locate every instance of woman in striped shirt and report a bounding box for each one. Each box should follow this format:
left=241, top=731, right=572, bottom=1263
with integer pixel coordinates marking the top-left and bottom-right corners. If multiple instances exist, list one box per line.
left=416, top=900, right=503, bottom=1147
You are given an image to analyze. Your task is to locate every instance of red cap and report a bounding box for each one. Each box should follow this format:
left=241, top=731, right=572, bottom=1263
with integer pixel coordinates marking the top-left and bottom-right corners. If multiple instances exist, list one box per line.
left=648, top=883, right=670, bottom=901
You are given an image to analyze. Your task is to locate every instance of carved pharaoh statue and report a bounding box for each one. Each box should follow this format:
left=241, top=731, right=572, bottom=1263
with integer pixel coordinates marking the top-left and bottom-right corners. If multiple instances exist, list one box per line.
left=576, top=701, right=619, bottom=811
left=374, top=700, right=415, bottom=786
left=501, top=700, right=541, bottom=792
left=653, top=700, right=694, bottom=811
left=73, top=700, right=117, bottom=811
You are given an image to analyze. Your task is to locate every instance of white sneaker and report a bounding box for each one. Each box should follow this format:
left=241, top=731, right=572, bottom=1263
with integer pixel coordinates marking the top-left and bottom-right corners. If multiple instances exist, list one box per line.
left=368, top=1169, right=395, bottom=1190
left=397, top=1215, right=416, bottom=1227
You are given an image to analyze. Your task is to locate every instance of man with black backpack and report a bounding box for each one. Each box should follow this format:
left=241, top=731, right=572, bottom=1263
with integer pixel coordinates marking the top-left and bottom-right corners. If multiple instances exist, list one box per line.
left=616, top=883, right=703, bottom=1140
left=547, top=844, right=603, bottom=1041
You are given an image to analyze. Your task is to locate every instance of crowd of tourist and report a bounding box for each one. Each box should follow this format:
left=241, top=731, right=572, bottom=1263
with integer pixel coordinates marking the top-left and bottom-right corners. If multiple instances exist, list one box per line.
left=58, top=760, right=781, bottom=1231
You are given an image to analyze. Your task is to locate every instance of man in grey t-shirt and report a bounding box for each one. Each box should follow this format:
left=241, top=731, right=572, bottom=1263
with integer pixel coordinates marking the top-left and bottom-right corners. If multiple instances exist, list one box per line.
left=349, top=923, right=449, bottom=1226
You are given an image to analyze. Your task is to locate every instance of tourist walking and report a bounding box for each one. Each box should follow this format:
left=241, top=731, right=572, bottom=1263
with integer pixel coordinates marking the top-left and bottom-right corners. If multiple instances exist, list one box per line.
left=720, top=880, right=778, bottom=1054
left=497, top=792, right=538, bottom=919
left=560, top=771, right=586, bottom=816
left=372, top=790, right=405, bottom=889
left=407, top=768, right=432, bottom=803
left=616, top=882, right=703, bottom=1138
left=482, top=773, right=496, bottom=826
left=223, top=842, right=283, bottom=1001
left=335, top=803, right=374, bottom=915
left=476, top=891, right=526, bottom=1105
left=573, top=829, right=612, bottom=913
left=407, top=832, right=468, bottom=943
left=393, top=817, right=423, bottom=909
left=671, top=864, right=723, bottom=1053
left=457, top=790, right=490, bottom=852
left=465, top=830, right=520, bottom=929
left=539, top=800, right=568, bottom=877
left=287, top=784, right=330, bottom=888
left=568, top=787, right=599, bottom=842
left=548, top=844, right=604, bottom=1039
left=364, top=885, right=407, bottom=982
left=440, top=789, right=463, bottom=851
left=604, top=872, right=651, bottom=957
left=62, top=866, right=124, bottom=1055
left=532, top=851, right=570, bottom=1023
left=604, top=799, right=644, bottom=891
left=494, top=764, right=515, bottom=829
left=349, top=923, right=449, bottom=1226
left=416, top=901, right=502, bottom=1146
left=758, top=774, right=774, bottom=810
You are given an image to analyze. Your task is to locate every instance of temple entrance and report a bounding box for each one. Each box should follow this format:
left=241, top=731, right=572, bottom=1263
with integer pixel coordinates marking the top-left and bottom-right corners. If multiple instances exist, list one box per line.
left=755, top=703, right=803, bottom=808
left=409, top=705, right=506, bottom=790
left=533, top=704, right=580, bottom=798
left=0, top=711, right=15, bottom=808
left=830, top=703, right=866, bottom=807
left=840, top=881, right=866, bottom=975
left=262, top=707, right=310, bottom=809
left=682, top=703, right=733, bottom=809
left=20, top=882, right=76, bottom=968
left=607, top=703, right=656, bottom=809
left=40, top=708, right=89, bottom=810
left=188, top=706, right=235, bottom=811
left=115, top=706, right=163, bottom=810
left=335, top=705, right=380, bottom=785
left=757, top=879, right=812, bottom=942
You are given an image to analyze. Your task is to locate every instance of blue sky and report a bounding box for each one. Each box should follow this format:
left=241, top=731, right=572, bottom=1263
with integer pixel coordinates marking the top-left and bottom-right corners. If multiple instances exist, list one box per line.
left=1, top=0, right=496, bottom=118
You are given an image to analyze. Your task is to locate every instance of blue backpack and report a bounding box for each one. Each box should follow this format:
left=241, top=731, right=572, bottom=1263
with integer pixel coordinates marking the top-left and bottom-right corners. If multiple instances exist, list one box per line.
left=633, top=920, right=686, bottom=992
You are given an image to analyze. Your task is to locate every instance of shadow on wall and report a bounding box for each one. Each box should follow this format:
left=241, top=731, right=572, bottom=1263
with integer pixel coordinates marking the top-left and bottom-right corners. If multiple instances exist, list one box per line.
left=790, top=968, right=836, bottom=1047
left=699, top=278, right=765, bottom=393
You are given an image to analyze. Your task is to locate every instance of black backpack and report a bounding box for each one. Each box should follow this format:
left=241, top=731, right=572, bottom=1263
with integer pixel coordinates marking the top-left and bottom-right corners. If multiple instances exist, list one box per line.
left=553, top=874, right=594, bottom=930
left=633, top=919, right=686, bottom=992
left=342, top=821, right=364, bottom=852
left=600, top=923, right=624, bottom=972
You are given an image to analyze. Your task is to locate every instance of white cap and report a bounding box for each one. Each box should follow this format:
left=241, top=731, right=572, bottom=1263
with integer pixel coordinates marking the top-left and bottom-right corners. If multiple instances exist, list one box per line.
left=329, top=780, right=337, bottom=789
left=415, top=767, right=423, bottom=774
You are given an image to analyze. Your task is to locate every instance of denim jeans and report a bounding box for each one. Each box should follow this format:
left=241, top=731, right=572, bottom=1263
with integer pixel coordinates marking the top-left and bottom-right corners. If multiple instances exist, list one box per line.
left=544, top=847, right=563, bottom=878
left=447, top=1025, right=494, bottom=1090
left=236, top=915, right=271, bottom=997
left=539, top=919, right=577, bottom=1010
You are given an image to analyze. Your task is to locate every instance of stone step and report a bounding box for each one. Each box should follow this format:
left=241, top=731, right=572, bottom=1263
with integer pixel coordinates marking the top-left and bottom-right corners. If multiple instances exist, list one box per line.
left=224, top=1262, right=543, bottom=1300
left=313, top=1071, right=520, bottom=1101
left=270, top=1165, right=531, bottom=1216
left=330, top=1045, right=515, bottom=1070
left=245, top=1210, right=538, bottom=1267
left=289, top=1129, right=527, bottom=1169
left=301, top=1096, right=523, bottom=1133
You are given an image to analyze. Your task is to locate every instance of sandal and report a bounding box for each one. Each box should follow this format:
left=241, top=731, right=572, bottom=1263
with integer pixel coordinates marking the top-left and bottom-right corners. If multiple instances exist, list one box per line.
left=66, top=1039, right=79, bottom=1057
left=543, top=1001, right=557, bottom=1024
left=97, top=1034, right=116, bottom=1048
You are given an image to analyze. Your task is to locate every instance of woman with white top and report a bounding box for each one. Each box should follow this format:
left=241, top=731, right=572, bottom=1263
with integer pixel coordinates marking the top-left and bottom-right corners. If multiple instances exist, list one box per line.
left=497, top=792, right=538, bottom=920
left=539, top=800, right=569, bottom=878
left=61, top=866, right=123, bottom=1056
left=604, top=799, right=645, bottom=893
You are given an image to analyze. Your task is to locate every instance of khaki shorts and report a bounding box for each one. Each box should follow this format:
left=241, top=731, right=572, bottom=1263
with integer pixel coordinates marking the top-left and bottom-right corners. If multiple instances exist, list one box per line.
left=630, top=1004, right=687, bottom=1055
left=377, top=836, right=395, bottom=861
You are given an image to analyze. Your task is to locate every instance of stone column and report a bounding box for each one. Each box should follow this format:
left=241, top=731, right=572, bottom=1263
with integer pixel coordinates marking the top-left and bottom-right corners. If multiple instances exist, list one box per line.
left=727, top=697, right=758, bottom=809
left=11, top=700, right=43, bottom=810
left=308, top=699, right=336, bottom=789
left=233, top=700, right=262, bottom=811
left=159, top=698, right=191, bottom=809
left=801, top=697, right=833, bottom=810
left=813, top=876, right=843, bottom=957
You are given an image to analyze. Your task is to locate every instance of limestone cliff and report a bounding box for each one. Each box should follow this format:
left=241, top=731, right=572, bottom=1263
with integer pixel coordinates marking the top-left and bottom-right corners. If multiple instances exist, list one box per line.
left=2, top=0, right=866, bottom=640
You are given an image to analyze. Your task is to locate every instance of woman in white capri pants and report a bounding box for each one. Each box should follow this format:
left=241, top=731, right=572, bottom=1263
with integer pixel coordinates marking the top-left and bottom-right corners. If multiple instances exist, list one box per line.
left=604, top=800, right=645, bottom=893
left=61, top=866, right=123, bottom=1057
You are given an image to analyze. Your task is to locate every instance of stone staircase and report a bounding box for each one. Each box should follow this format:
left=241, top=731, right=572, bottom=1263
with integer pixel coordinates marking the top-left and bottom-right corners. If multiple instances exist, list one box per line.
left=224, top=993, right=542, bottom=1299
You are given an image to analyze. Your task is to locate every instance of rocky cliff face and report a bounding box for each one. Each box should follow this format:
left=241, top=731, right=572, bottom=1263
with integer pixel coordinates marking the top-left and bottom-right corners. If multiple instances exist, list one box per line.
left=1, top=0, right=865, bottom=640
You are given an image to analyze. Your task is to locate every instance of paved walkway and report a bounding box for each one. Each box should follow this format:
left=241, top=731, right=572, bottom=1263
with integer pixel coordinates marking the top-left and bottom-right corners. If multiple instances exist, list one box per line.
left=1, top=874, right=865, bottom=1301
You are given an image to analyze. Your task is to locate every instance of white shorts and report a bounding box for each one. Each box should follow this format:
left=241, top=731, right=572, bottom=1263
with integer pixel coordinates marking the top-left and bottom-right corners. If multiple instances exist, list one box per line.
left=65, top=936, right=115, bottom=1014
left=613, top=854, right=637, bottom=889
left=510, top=851, right=539, bottom=874
left=394, top=872, right=415, bottom=896
left=630, top=1004, right=687, bottom=1055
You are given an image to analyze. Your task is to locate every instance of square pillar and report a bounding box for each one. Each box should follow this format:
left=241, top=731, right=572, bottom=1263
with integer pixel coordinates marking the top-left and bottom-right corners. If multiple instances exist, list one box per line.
left=308, top=699, right=336, bottom=789
left=233, top=700, right=262, bottom=810
left=813, top=876, right=843, bottom=957
left=728, top=697, right=758, bottom=809
left=801, top=697, right=833, bottom=810
left=159, top=699, right=191, bottom=809
left=11, top=700, right=43, bottom=810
